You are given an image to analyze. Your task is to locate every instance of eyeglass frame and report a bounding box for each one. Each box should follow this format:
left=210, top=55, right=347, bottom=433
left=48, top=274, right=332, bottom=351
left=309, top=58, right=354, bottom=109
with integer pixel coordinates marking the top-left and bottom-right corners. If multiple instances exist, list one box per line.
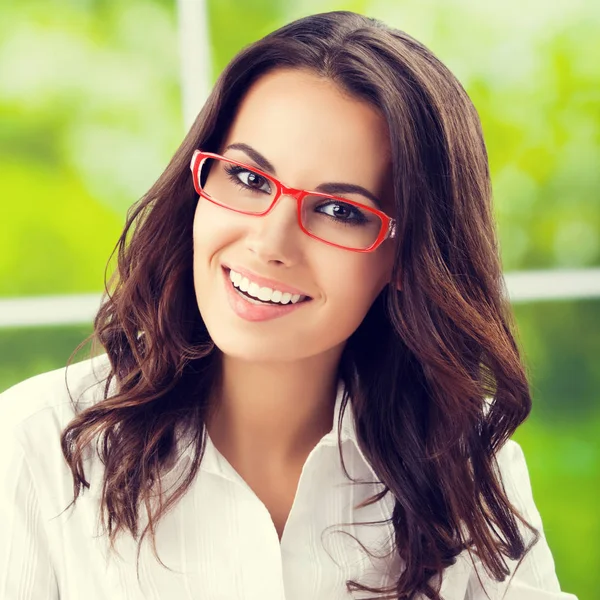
left=190, top=150, right=397, bottom=253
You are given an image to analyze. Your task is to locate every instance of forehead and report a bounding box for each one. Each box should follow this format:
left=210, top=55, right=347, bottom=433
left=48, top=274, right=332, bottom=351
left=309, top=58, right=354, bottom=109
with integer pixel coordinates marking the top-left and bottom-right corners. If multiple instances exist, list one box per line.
left=222, top=68, right=392, bottom=194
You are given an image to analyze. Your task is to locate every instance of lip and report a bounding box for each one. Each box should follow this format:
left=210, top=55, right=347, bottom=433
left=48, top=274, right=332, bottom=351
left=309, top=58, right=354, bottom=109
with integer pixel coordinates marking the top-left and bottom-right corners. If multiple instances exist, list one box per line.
left=222, top=266, right=311, bottom=322
left=222, top=264, right=311, bottom=298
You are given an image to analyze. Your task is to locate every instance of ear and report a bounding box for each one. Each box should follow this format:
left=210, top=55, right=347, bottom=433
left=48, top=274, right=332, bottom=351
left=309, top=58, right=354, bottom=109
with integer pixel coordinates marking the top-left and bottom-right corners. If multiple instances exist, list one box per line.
left=383, top=275, right=401, bottom=294
left=385, top=261, right=402, bottom=292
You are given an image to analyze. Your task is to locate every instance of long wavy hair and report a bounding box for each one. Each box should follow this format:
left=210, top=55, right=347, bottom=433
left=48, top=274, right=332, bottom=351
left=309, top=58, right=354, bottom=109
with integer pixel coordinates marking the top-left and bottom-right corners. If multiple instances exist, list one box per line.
left=61, top=10, right=537, bottom=600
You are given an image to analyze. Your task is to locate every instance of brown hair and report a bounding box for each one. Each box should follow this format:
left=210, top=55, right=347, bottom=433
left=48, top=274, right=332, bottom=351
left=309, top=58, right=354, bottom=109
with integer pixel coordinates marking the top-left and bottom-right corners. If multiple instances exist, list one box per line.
left=61, top=10, right=537, bottom=599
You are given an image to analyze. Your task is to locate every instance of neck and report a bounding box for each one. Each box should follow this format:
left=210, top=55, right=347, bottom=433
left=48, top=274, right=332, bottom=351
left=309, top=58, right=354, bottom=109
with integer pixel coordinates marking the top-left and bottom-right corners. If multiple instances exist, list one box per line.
left=206, top=345, right=344, bottom=470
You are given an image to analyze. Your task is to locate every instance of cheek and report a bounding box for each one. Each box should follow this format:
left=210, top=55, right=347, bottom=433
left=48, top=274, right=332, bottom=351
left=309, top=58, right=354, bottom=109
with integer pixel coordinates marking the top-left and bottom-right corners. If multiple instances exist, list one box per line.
left=192, top=201, right=235, bottom=263
left=193, top=201, right=217, bottom=248
left=320, top=253, right=390, bottom=321
left=192, top=203, right=229, bottom=301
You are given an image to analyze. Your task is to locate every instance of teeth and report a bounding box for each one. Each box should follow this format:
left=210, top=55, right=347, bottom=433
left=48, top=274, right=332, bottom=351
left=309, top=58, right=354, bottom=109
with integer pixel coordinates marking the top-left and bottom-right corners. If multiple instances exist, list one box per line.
left=258, top=287, right=272, bottom=301
left=228, top=269, right=307, bottom=305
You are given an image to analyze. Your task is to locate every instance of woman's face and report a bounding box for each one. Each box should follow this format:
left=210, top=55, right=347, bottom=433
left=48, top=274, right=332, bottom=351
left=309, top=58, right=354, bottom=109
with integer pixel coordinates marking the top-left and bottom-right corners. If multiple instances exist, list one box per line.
left=192, top=68, right=396, bottom=363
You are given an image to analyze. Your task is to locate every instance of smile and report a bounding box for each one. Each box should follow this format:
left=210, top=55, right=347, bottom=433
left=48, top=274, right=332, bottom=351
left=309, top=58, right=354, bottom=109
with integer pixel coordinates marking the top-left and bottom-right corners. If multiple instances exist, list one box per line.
left=228, top=269, right=308, bottom=305
left=222, top=267, right=311, bottom=322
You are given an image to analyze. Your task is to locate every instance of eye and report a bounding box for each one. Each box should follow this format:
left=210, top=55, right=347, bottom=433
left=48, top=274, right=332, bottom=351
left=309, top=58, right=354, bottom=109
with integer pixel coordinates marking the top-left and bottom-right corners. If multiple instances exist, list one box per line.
left=316, top=200, right=369, bottom=225
left=239, top=170, right=270, bottom=192
left=226, top=165, right=272, bottom=194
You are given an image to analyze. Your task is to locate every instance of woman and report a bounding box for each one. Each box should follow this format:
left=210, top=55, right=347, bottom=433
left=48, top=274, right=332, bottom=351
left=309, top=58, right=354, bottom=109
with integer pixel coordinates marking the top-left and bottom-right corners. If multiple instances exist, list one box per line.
left=0, top=11, right=578, bottom=600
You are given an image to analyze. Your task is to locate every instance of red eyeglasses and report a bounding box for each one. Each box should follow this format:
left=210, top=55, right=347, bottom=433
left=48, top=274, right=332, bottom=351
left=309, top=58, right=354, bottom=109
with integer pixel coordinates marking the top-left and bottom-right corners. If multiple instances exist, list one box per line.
left=189, top=150, right=396, bottom=252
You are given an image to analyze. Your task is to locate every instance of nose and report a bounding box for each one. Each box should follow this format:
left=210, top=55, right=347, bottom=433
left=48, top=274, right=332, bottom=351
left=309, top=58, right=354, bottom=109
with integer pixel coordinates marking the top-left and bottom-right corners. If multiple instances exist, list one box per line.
left=244, top=192, right=304, bottom=264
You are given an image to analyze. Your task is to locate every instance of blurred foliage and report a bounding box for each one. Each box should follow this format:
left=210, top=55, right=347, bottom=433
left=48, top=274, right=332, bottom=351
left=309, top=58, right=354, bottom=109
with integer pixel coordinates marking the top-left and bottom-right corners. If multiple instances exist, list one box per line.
left=0, top=0, right=182, bottom=295
left=1, top=0, right=599, bottom=295
left=0, top=1, right=598, bottom=599
left=511, top=300, right=599, bottom=599
left=0, top=325, right=93, bottom=391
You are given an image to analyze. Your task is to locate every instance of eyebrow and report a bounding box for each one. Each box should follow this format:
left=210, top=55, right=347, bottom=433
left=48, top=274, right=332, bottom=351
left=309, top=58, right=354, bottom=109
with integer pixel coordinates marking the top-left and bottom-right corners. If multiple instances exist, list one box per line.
left=224, top=142, right=382, bottom=209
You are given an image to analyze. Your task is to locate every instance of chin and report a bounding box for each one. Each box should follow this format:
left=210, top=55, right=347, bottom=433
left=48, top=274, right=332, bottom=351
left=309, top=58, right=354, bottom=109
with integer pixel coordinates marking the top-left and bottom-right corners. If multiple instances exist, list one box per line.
left=215, top=341, right=306, bottom=364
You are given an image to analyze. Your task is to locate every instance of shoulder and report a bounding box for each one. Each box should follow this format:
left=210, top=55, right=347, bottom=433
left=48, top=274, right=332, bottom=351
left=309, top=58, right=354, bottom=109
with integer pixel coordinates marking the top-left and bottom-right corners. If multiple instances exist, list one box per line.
left=494, top=439, right=538, bottom=512
left=495, top=438, right=527, bottom=475
left=0, top=353, right=114, bottom=518
left=0, top=353, right=113, bottom=441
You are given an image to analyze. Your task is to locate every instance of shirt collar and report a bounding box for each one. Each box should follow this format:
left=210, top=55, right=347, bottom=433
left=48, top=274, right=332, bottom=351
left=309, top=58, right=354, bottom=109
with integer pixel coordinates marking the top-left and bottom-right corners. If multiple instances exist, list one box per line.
left=98, top=353, right=381, bottom=485
left=320, top=378, right=381, bottom=482
left=321, top=378, right=357, bottom=445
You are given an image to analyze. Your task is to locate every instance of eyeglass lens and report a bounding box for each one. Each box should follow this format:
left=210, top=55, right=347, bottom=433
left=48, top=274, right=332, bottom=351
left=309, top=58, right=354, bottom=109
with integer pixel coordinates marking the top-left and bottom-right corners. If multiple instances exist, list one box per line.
left=199, top=157, right=383, bottom=250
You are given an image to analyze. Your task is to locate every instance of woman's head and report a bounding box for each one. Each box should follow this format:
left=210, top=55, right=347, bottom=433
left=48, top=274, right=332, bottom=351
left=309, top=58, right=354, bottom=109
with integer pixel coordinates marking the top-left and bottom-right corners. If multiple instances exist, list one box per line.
left=193, top=67, right=396, bottom=364
left=63, top=11, right=535, bottom=600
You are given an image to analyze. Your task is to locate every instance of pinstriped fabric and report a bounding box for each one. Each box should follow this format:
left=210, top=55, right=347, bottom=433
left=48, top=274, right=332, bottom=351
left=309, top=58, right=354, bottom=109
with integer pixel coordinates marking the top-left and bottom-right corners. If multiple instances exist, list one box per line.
left=0, top=355, right=578, bottom=600
left=178, top=475, right=197, bottom=600
left=0, top=438, right=57, bottom=599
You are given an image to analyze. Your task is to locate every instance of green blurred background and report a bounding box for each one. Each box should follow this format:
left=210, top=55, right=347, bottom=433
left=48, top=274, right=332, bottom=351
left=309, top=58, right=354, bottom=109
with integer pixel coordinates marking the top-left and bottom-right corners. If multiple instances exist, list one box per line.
left=0, top=1, right=597, bottom=598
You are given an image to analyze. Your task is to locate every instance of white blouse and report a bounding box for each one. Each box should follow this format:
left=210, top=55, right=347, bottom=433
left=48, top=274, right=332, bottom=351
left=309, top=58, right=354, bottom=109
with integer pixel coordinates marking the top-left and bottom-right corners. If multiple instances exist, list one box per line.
left=0, top=354, right=577, bottom=600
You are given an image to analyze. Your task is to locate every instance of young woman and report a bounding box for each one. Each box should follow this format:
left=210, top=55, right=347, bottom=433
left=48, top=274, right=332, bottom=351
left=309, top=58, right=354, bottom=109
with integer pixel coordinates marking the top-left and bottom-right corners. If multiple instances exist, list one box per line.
left=0, top=11, right=578, bottom=600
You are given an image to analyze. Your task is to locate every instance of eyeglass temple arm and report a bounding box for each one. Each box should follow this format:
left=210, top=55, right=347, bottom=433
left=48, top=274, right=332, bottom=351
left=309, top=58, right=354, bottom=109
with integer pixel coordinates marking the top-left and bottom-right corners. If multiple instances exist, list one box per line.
left=387, top=220, right=397, bottom=240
